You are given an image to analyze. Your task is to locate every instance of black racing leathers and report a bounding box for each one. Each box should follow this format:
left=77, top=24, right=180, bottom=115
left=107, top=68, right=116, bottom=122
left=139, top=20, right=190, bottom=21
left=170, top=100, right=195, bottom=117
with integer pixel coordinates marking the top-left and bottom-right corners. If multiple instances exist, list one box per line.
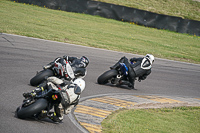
left=130, top=57, right=151, bottom=81
left=66, top=56, right=86, bottom=77
left=112, top=56, right=151, bottom=88
left=51, top=56, right=86, bottom=79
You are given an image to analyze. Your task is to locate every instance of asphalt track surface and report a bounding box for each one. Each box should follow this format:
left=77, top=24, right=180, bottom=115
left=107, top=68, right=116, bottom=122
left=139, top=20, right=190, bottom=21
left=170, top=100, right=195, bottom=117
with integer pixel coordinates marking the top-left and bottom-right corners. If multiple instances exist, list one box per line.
left=0, top=33, right=200, bottom=133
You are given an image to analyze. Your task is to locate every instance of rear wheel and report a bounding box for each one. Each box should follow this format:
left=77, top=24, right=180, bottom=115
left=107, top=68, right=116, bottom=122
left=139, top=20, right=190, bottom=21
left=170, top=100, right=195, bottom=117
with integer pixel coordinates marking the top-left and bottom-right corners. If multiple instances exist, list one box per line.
left=97, top=70, right=118, bottom=84
left=30, top=69, right=54, bottom=86
left=16, top=98, right=48, bottom=119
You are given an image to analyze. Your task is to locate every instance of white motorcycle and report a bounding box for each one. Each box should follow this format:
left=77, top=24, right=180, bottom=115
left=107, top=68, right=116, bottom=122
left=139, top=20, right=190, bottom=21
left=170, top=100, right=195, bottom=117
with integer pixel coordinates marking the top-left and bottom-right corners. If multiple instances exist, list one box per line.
left=30, top=58, right=86, bottom=86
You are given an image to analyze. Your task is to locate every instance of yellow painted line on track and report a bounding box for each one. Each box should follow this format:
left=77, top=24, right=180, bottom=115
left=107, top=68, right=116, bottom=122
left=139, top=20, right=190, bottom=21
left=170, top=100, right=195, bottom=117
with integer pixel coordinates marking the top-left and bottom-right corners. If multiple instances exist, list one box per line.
left=79, top=122, right=102, bottom=133
left=134, top=95, right=183, bottom=103
left=75, top=105, right=112, bottom=118
left=90, top=96, right=136, bottom=108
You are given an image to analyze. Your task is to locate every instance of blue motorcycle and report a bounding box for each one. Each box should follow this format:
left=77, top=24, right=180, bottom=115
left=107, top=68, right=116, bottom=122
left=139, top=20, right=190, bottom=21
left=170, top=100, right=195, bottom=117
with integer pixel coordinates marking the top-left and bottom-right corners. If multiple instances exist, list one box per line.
left=97, top=62, right=131, bottom=86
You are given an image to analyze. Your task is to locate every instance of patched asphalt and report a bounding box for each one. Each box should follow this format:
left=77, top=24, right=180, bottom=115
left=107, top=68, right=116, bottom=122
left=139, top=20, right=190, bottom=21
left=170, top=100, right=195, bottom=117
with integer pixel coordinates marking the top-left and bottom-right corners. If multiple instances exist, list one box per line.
left=70, top=94, right=200, bottom=133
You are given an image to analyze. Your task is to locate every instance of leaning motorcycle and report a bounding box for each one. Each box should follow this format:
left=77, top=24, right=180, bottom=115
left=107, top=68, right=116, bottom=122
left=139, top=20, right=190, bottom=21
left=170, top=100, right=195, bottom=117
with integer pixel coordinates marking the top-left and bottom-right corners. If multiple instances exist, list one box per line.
left=17, top=77, right=84, bottom=121
left=16, top=87, right=62, bottom=120
left=97, top=62, right=141, bottom=86
left=30, top=58, right=85, bottom=86
left=97, top=62, right=138, bottom=87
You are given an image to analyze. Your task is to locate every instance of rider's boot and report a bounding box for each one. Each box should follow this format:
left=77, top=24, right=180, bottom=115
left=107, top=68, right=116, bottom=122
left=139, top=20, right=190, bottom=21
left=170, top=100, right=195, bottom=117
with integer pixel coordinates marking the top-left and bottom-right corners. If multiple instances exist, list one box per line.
left=23, top=83, right=47, bottom=98
left=37, top=110, right=48, bottom=120
left=48, top=112, right=62, bottom=123
left=43, top=62, right=54, bottom=69
left=128, top=83, right=135, bottom=89
left=119, top=80, right=135, bottom=89
left=23, top=91, right=37, bottom=99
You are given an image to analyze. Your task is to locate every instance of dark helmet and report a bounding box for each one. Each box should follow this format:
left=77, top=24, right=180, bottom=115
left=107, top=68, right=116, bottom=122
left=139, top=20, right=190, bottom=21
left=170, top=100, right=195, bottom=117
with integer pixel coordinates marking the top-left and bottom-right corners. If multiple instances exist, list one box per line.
left=80, top=56, right=89, bottom=67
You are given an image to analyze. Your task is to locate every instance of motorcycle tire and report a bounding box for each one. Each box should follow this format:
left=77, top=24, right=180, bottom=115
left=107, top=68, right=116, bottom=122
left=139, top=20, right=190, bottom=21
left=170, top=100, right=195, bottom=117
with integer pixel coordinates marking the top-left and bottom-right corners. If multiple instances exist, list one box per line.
left=97, top=69, right=118, bottom=84
left=30, top=69, right=54, bottom=86
left=16, top=98, right=48, bottom=119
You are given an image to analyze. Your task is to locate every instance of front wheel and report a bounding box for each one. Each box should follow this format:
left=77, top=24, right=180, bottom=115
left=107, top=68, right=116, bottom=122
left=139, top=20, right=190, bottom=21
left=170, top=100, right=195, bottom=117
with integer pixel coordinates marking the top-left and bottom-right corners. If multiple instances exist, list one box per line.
left=97, top=69, right=118, bottom=84
left=30, top=69, right=54, bottom=86
left=16, top=98, right=48, bottom=119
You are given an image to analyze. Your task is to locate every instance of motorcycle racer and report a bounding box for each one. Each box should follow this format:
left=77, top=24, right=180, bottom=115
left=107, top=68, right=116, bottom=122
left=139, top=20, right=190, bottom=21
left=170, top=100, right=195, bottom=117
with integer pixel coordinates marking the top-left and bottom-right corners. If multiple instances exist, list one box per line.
left=110, top=54, right=155, bottom=89
left=43, top=55, right=89, bottom=80
left=23, top=77, right=85, bottom=123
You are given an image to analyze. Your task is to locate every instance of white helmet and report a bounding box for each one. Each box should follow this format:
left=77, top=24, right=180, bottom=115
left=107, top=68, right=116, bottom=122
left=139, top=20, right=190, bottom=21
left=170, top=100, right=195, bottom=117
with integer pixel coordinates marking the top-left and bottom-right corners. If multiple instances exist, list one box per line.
left=73, top=78, right=85, bottom=92
left=145, top=54, right=155, bottom=65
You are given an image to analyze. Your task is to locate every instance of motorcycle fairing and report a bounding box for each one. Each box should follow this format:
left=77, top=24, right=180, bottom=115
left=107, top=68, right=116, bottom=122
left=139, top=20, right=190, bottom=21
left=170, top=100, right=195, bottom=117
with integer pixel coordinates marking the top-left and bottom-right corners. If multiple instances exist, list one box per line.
left=54, top=62, right=65, bottom=76
left=66, top=63, right=75, bottom=79
left=119, top=63, right=129, bottom=76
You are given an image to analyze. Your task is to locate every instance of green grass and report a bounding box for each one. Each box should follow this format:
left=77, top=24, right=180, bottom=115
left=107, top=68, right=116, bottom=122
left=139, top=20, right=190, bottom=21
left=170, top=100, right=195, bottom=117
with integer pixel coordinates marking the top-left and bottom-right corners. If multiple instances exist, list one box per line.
left=0, top=0, right=200, bottom=64
left=102, top=107, right=200, bottom=133
left=1, top=1, right=200, bottom=132
left=95, top=0, right=200, bottom=21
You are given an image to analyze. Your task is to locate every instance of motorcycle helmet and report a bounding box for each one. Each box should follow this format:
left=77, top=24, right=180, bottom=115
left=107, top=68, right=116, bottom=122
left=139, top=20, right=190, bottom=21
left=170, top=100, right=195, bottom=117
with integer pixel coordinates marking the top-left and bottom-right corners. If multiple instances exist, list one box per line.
left=80, top=56, right=89, bottom=67
left=73, top=78, right=85, bottom=93
left=63, top=55, right=68, bottom=60
left=145, top=54, right=155, bottom=65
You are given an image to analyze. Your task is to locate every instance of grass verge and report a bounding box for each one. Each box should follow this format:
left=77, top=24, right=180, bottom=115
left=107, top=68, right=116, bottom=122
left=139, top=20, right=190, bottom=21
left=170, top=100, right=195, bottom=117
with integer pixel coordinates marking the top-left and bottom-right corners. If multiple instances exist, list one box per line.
left=0, top=0, right=200, bottom=64
left=102, top=106, right=200, bottom=133
left=95, top=0, right=200, bottom=21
